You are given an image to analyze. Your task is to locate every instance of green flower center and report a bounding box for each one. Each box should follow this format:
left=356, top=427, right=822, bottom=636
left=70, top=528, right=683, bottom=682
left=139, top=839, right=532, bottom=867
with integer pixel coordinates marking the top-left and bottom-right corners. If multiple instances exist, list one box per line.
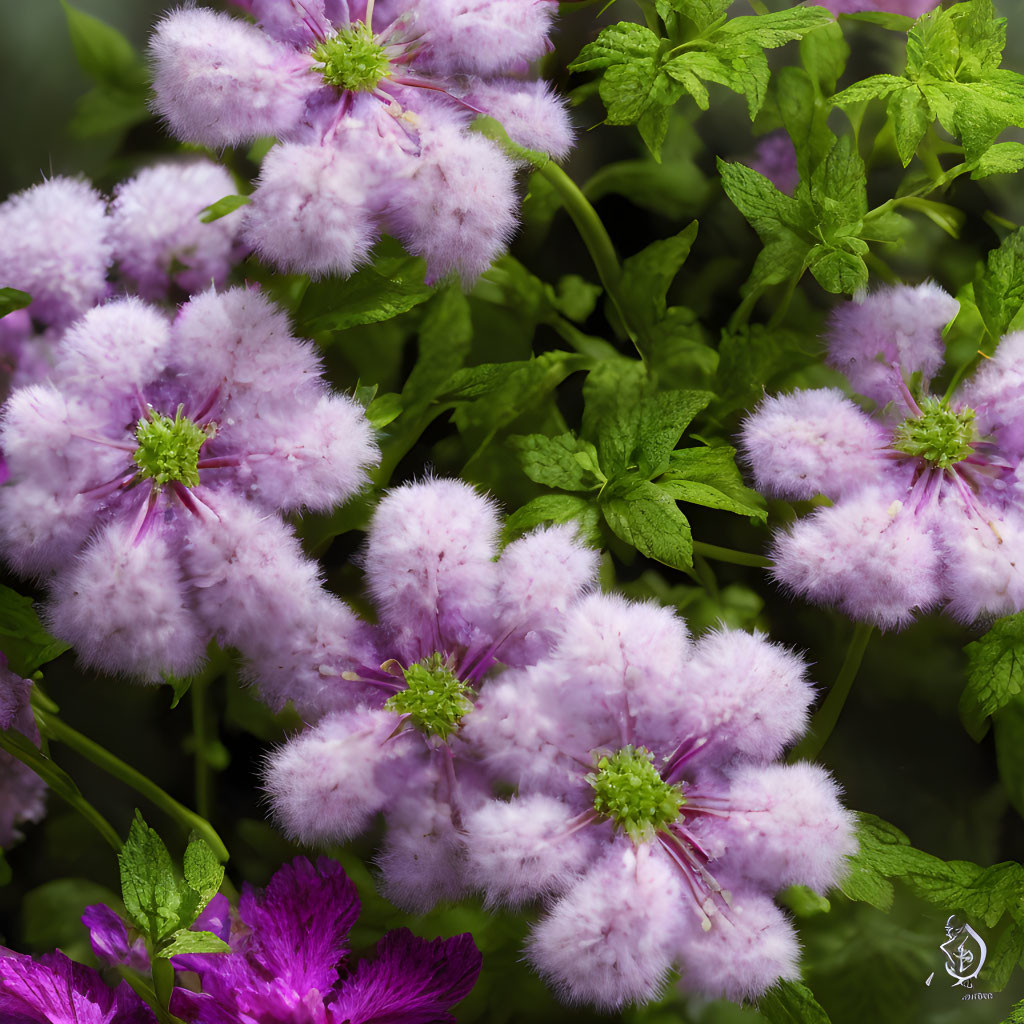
left=133, top=405, right=209, bottom=489
left=384, top=653, right=473, bottom=740
left=892, top=397, right=977, bottom=469
left=588, top=745, right=685, bottom=843
left=311, top=25, right=390, bottom=92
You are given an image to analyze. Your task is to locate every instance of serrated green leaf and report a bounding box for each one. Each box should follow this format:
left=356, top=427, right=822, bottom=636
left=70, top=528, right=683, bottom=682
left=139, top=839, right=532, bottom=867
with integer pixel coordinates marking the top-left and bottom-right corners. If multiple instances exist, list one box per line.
left=811, top=133, right=867, bottom=229
left=800, top=19, right=849, bottom=94
left=960, top=612, right=1024, bottom=740
left=620, top=222, right=699, bottom=329
left=599, top=59, right=660, bottom=125
left=0, top=585, right=71, bottom=677
left=601, top=477, right=693, bottom=569
left=636, top=390, right=713, bottom=478
left=776, top=66, right=835, bottom=181
left=159, top=928, right=231, bottom=957
left=505, top=494, right=602, bottom=544
left=757, top=980, right=833, bottom=1024
left=658, top=445, right=766, bottom=519
left=183, top=835, right=223, bottom=904
left=568, top=23, right=660, bottom=72
left=118, top=812, right=182, bottom=943
left=833, top=74, right=908, bottom=108
left=714, top=325, right=816, bottom=418
left=0, top=288, right=31, bottom=318
left=714, top=8, right=834, bottom=49
left=509, top=433, right=606, bottom=491
left=975, top=229, right=1024, bottom=341
left=581, top=359, right=648, bottom=477
left=808, top=245, right=868, bottom=294
left=888, top=86, right=930, bottom=166
left=981, top=920, right=1024, bottom=991
left=199, top=195, right=250, bottom=223
left=971, top=141, right=1024, bottom=178
left=717, top=159, right=807, bottom=239
left=656, top=0, right=730, bottom=32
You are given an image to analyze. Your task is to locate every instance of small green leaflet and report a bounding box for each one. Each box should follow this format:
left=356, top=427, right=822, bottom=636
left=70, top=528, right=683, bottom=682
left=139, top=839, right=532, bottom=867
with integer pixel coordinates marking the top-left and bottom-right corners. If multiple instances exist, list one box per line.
left=974, top=229, right=1024, bottom=342
left=568, top=6, right=833, bottom=158
left=118, top=812, right=229, bottom=958
left=757, top=980, right=833, bottom=1023
left=833, top=0, right=1024, bottom=164
left=508, top=434, right=605, bottom=492
left=0, top=585, right=71, bottom=677
left=0, top=288, right=31, bottom=318
left=200, top=195, right=251, bottom=223
left=959, top=612, right=1024, bottom=740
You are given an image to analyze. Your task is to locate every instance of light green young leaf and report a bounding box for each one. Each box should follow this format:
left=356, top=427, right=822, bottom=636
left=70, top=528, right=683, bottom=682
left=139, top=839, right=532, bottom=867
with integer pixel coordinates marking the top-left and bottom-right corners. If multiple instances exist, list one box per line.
left=0, top=288, right=32, bottom=318
left=807, top=245, right=869, bottom=295
left=183, top=834, right=224, bottom=905
left=0, top=585, right=71, bottom=677
left=159, top=929, right=231, bottom=958
left=656, top=0, right=731, bottom=32
left=888, top=86, right=931, bottom=166
left=365, top=393, right=403, bottom=429
left=975, top=228, right=1024, bottom=341
left=568, top=23, right=660, bottom=71
left=581, top=359, right=648, bottom=477
left=600, top=477, right=693, bottom=569
left=959, top=612, right=1024, bottom=740
left=716, top=159, right=807, bottom=239
left=971, top=140, right=1024, bottom=178
left=832, top=74, right=908, bottom=107
left=757, top=980, right=833, bottom=1024
left=508, top=433, right=606, bottom=492
left=636, top=390, right=713, bottom=479
left=200, top=195, right=251, bottom=223
left=60, top=0, right=147, bottom=91
left=800, top=20, right=849, bottom=94
left=659, top=445, right=767, bottom=519
left=118, top=812, right=182, bottom=943
left=714, top=8, right=834, bottom=49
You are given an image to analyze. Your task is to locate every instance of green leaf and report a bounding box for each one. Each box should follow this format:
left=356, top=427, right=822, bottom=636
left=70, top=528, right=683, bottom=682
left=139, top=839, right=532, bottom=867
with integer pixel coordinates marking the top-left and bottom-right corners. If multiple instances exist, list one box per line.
left=0, top=585, right=71, bottom=677
left=809, top=133, right=867, bottom=229
left=960, top=612, right=1024, bottom=740
left=365, top=393, right=403, bottom=429
left=714, top=8, right=834, bottom=49
left=994, top=697, right=1024, bottom=820
left=776, top=66, right=835, bottom=180
left=888, top=86, right=930, bottom=166
left=636, top=390, right=713, bottom=478
left=800, top=20, right=849, bottom=94
left=981, top=920, right=1024, bottom=990
left=971, top=140, right=1024, bottom=178
left=780, top=884, right=831, bottom=918
left=581, top=359, right=649, bottom=477
left=509, top=433, right=606, bottom=491
left=656, top=0, right=731, bottom=32
left=620, top=222, right=699, bottom=330
left=118, top=812, right=182, bottom=943
left=832, top=74, right=908, bottom=108
left=838, top=813, right=905, bottom=911
left=808, top=245, right=869, bottom=295
left=975, top=229, right=1024, bottom=341
left=897, top=196, right=964, bottom=238
left=0, top=288, right=31, bottom=318
left=199, top=195, right=250, bottom=223
left=757, top=980, right=833, bottom=1024
left=658, top=445, right=766, bottom=519
left=297, top=247, right=433, bottom=332
left=183, top=834, right=224, bottom=906
left=60, top=0, right=147, bottom=91
left=505, top=494, right=602, bottom=544
left=717, top=159, right=807, bottom=239
left=583, top=158, right=711, bottom=220
left=568, top=23, right=660, bottom=72
left=159, top=928, right=231, bottom=957
left=552, top=276, right=603, bottom=323
left=601, top=477, right=693, bottom=569
left=839, top=11, right=914, bottom=31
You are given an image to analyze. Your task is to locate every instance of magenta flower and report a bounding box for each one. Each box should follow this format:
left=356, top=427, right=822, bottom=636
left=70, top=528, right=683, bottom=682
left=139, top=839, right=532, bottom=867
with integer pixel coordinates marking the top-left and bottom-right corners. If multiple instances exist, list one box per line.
left=168, top=856, right=481, bottom=1024
left=0, top=657, right=47, bottom=847
left=822, top=0, right=936, bottom=12
left=460, top=593, right=855, bottom=1008
left=0, top=949, right=156, bottom=1024
left=0, top=288, right=377, bottom=681
left=263, top=477, right=597, bottom=909
left=150, top=0, right=572, bottom=282
left=741, top=282, right=1024, bottom=628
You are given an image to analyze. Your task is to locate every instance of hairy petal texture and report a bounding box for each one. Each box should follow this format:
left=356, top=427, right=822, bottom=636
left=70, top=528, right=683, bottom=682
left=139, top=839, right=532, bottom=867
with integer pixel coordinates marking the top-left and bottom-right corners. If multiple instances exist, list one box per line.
left=382, top=124, right=517, bottom=285
left=959, top=331, right=1024, bottom=456
left=243, top=142, right=377, bottom=277
left=149, top=8, right=315, bottom=148
left=109, top=161, right=246, bottom=299
left=826, top=283, right=958, bottom=407
left=771, top=490, right=943, bottom=629
left=464, top=79, right=574, bottom=159
left=527, top=845, right=681, bottom=1010
left=0, top=177, right=111, bottom=329
left=740, top=388, right=890, bottom=501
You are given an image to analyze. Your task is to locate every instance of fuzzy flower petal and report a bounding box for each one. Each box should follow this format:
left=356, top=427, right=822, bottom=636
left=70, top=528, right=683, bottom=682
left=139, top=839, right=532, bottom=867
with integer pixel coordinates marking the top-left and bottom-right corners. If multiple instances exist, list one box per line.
left=0, top=177, right=111, bottom=329
left=464, top=79, right=574, bottom=159
left=825, top=283, right=958, bottom=407
left=0, top=662, right=46, bottom=847
left=958, top=331, right=1024, bottom=456
left=740, top=388, right=891, bottom=501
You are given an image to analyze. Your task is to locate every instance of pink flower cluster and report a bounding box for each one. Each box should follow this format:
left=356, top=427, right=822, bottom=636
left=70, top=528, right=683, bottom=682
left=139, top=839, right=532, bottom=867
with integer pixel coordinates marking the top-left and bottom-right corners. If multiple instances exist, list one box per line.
left=150, top=0, right=572, bottom=282
left=742, top=282, right=1024, bottom=628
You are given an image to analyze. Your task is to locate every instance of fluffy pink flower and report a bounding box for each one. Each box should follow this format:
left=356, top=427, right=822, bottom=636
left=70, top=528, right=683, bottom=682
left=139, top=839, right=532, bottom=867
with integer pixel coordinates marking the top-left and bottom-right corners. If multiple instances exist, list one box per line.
left=741, top=283, right=1024, bottom=628
left=460, top=593, right=855, bottom=1008
left=150, top=0, right=569, bottom=282
left=263, top=478, right=598, bottom=909
left=0, top=657, right=47, bottom=847
left=0, top=289, right=377, bottom=682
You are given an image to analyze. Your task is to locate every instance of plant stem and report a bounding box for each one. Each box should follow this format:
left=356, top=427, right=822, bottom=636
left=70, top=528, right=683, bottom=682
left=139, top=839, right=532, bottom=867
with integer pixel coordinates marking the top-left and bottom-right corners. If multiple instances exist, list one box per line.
left=788, top=621, right=874, bottom=763
left=691, top=540, right=773, bottom=568
left=0, top=728, right=121, bottom=851
left=31, top=704, right=229, bottom=862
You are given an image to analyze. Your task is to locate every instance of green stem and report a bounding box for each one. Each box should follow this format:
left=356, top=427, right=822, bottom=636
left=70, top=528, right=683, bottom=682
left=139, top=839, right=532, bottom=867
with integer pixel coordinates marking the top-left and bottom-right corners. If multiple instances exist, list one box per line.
left=117, top=968, right=182, bottom=1024
left=0, top=728, right=121, bottom=851
left=691, top=540, right=773, bottom=568
left=32, top=704, right=229, bottom=862
left=788, top=621, right=874, bottom=763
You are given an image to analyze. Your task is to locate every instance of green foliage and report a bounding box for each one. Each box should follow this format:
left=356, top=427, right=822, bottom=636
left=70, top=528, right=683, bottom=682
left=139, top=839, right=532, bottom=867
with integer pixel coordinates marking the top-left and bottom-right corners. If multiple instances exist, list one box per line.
left=757, top=981, right=832, bottom=1023
left=117, top=812, right=229, bottom=961
left=960, top=613, right=1024, bottom=740
left=60, top=0, right=150, bottom=138
left=975, top=229, right=1024, bottom=341
left=569, top=5, right=832, bottom=157
left=199, top=195, right=251, bottom=223
left=0, top=585, right=71, bottom=677
left=833, top=0, right=1024, bottom=165
left=0, top=287, right=31, bottom=317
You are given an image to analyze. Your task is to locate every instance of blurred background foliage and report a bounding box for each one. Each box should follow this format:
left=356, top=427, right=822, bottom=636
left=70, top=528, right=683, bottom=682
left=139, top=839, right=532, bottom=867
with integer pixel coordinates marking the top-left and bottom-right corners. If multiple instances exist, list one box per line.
left=1, top=1, right=1023, bottom=1022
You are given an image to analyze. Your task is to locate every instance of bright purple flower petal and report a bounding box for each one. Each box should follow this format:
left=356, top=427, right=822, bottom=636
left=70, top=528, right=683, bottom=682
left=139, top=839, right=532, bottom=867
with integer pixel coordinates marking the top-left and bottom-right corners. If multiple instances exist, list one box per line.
left=0, top=661, right=46, bottom=847
left=82, top=905, right=149, bottom=972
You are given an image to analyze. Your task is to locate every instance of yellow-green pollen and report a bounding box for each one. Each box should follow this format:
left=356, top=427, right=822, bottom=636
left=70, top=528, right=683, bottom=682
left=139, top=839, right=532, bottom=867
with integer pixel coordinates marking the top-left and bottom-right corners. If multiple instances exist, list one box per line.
left=588, top=745, right=685, bottom=843
left=312, top=24, right=391, bottom=92
left=384, top=653, right=473, bottom=740
left=133, top=405, right=209, bottom=489
left=892, top=396, right=977, bottom=469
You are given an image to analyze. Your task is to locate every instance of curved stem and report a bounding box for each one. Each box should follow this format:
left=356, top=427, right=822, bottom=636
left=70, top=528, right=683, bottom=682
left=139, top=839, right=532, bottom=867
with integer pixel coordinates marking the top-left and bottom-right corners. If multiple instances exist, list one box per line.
left=0, top=729, right=121, bottom=851
left=788, top=621, right=874, bottom=763
left=32, top=704, right=229, bottom=862
left=691, top=540, right=773, bottom=568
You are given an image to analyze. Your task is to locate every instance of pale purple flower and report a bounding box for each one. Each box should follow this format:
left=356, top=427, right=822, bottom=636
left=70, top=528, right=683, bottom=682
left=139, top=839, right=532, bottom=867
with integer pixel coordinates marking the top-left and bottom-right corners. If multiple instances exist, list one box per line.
left=150, top=0, right=570, bottom=282
left=0, top=657, right=47, bottom=847
left=741, top=282, right=1024, bottom=628
left=168, top=856, right=481, bottom=1024
left=749, top=132, right=798, bottom=196
left=263, top=477, right=598, bottom=909
left=0, top=288, right=377, bottom=681
left=460, top=593, right=855, bottom=1008
left=0, top=949, right=156, bottom=1024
